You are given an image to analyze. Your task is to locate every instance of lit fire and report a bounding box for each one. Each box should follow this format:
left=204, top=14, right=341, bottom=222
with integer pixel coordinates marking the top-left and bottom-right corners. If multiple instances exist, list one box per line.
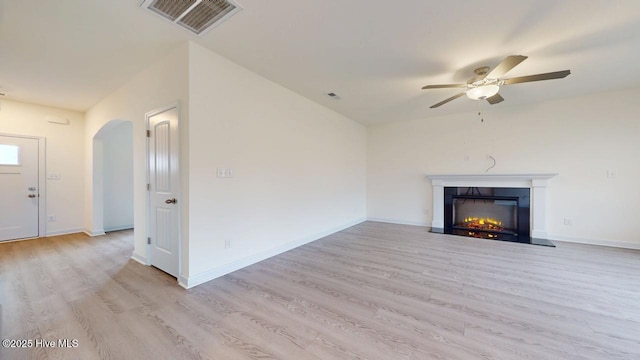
left=467, top=231, right=499, bottom=239
left=461, top=217, right=504, bottom=231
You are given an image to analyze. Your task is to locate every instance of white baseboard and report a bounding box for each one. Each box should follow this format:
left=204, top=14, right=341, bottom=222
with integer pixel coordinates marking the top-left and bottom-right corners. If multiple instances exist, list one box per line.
left=549, top=234, right=640, bottom=250
left=104, top=225, right=134, bottom=232
left=178, top=275, right=189, bottom=289
left=0, top=236, right=39, bottom=244
left=130, top=251, right=148, bottom=265
left=367, top=217, right=429, bottom=227
left=183, top=218, right=367, bottom=289
left=366, top=220, right=640, bottom=251
left=83, top=228, right=106, bottom=237
left=45, top=228, right=85, bottom=237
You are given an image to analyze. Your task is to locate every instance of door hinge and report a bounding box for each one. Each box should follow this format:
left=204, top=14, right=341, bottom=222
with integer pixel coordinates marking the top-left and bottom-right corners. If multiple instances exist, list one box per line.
left=147, top=237, right=151, bottom=245
left=146, top=130, right=151, bottom=137
left=147, top=183, right=150, bottom=191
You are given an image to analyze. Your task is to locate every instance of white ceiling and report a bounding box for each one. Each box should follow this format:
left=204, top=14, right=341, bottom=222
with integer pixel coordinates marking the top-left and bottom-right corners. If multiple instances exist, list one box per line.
left=2, top=0, right=640, bottom=125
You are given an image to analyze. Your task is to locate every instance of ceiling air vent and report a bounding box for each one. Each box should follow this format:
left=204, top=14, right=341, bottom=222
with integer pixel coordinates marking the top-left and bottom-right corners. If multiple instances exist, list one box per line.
left=141, top=0, right=242, bottom=35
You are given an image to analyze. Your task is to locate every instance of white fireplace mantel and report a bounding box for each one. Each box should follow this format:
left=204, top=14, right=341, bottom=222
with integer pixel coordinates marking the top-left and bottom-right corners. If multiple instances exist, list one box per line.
left=426, top=173, right=558, bottom=239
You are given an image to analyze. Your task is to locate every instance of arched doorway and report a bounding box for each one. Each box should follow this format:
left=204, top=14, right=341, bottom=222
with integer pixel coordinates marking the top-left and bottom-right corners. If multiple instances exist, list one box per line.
left=92, top=120, right=134, bottom=234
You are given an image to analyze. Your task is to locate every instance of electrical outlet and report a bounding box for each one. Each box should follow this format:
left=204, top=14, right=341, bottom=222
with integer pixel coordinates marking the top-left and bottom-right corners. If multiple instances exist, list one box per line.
left=563, top=218, right=572, bottom=226
left=224, top=239, right=231, bottom=249
left=607, top=170, right=617, bottom=179
left=47, top=215, right=56, bottom=222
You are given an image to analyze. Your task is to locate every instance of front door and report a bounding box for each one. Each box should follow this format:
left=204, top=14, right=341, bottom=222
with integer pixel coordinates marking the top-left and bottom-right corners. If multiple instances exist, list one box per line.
left=0, top=135, right=39, bottom=241
left=147, top=106, right=180, bottom=277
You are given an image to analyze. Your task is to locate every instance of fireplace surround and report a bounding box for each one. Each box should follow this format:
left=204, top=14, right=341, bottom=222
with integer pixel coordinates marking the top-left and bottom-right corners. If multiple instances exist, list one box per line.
left=426, top=174, right=557, bottom=246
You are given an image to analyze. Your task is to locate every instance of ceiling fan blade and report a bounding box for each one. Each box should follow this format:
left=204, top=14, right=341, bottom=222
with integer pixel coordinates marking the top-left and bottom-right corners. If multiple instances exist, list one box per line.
left=486, top=93, right=504, bottom=105
left=422, top=84, right=467, bottom=90
left=502, top=70, right=571, bottom=85
left=430, top=92, right=466, bottom=108
left=485, top=55, right=528, bottom=79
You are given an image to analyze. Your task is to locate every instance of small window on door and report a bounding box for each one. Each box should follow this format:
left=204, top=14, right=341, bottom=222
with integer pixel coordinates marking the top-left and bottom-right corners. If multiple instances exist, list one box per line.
left=0, top=144, right=20, bottom=165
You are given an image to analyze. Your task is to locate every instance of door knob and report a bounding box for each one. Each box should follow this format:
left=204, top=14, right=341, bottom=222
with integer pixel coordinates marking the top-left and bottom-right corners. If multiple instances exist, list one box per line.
left=165, top=198, right=177, bottom=204
left=28, top=194, right=36, bottom=198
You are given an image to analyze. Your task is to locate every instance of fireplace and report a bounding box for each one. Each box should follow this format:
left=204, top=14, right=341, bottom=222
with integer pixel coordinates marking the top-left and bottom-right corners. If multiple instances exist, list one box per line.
left=444, top=187, right=530, bottom=243
left=426, top=173, right=557, bottom=247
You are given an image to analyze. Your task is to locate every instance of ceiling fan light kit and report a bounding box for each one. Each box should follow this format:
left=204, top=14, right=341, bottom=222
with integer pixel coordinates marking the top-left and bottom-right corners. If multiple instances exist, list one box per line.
left=466, top=84, right=500, bottom=100
left=422, top=55, right=570, bottom=108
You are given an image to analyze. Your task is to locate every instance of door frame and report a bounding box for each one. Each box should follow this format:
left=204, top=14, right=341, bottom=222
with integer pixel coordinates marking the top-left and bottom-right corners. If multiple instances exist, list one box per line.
left=0, top=132, right=46, bottom=239
left=145, top=103, right=181, bottom=276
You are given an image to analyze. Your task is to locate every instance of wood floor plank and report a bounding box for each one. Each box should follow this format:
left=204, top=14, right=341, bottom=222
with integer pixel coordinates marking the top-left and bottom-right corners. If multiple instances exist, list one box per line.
left=201, top=282, right=321, bottom=348
left=145, top=300, right=247, bottom=359
left=32, top=294, right=101, bottom=360
left=1, top=222, right=640, bottom=359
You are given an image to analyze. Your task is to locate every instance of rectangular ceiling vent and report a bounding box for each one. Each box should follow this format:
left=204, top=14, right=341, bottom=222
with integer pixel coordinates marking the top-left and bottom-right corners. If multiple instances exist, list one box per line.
left=141, top=0, right=242, bottom=35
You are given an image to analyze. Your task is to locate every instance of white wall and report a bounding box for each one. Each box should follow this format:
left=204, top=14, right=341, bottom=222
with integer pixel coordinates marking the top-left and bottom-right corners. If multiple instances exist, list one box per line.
left=85, top=43, right=190, bottom=270
left=84, top=41, right=366, bottom=288
left=367, top=88, right=640, bottom=248
left=102, top=121, right=133, bottom=231
left=185, top=43, right=366, bottom=286
left=0, top=99, right=85, bottom=236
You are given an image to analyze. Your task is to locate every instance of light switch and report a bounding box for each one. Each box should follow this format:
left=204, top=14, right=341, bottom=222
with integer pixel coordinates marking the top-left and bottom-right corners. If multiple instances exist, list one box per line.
left=47, top=172, right=61, bottom=180
left=217, top=168, right=233, bottom=178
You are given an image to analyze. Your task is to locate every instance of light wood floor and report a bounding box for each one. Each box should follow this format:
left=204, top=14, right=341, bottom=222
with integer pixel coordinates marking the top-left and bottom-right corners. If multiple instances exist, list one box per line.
left=1, top=222, right=639, bottom=360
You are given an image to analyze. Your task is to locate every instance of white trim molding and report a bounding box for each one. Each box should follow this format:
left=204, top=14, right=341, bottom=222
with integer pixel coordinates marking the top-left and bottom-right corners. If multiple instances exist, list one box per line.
left=367, top=218, right=428, bottom=227
left=45, top=228, right=84, bottom=237
left=83, top=228, right=106, bottom=237
left=131, top=251, right=149, bottom=265
left=426, top=173, right=558, bottom=240
left=550, top=234, right=640, bottom=250
left=103, top=225, right=134, bottom=232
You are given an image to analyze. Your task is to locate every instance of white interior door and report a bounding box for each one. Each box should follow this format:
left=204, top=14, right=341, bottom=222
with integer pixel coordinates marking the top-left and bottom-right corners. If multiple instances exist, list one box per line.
left=0, top=135, right=39, bottom=241
left=148, top=106, right=180, bottom=277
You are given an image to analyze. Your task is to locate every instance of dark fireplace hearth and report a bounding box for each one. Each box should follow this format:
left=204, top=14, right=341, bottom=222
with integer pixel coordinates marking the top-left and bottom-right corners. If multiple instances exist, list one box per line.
left=433, top=186, right=554, bottom=246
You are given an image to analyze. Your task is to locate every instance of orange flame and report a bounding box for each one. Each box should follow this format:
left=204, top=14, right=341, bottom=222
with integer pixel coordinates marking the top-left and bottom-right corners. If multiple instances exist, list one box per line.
left=463, top=217, right=502, bottom=226
left=461, top=217, right=504, bottom=231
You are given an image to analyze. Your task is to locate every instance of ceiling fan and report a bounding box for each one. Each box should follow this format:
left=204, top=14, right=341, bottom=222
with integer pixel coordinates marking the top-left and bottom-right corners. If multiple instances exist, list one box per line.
left=422, top=55, right=570, bottom=108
